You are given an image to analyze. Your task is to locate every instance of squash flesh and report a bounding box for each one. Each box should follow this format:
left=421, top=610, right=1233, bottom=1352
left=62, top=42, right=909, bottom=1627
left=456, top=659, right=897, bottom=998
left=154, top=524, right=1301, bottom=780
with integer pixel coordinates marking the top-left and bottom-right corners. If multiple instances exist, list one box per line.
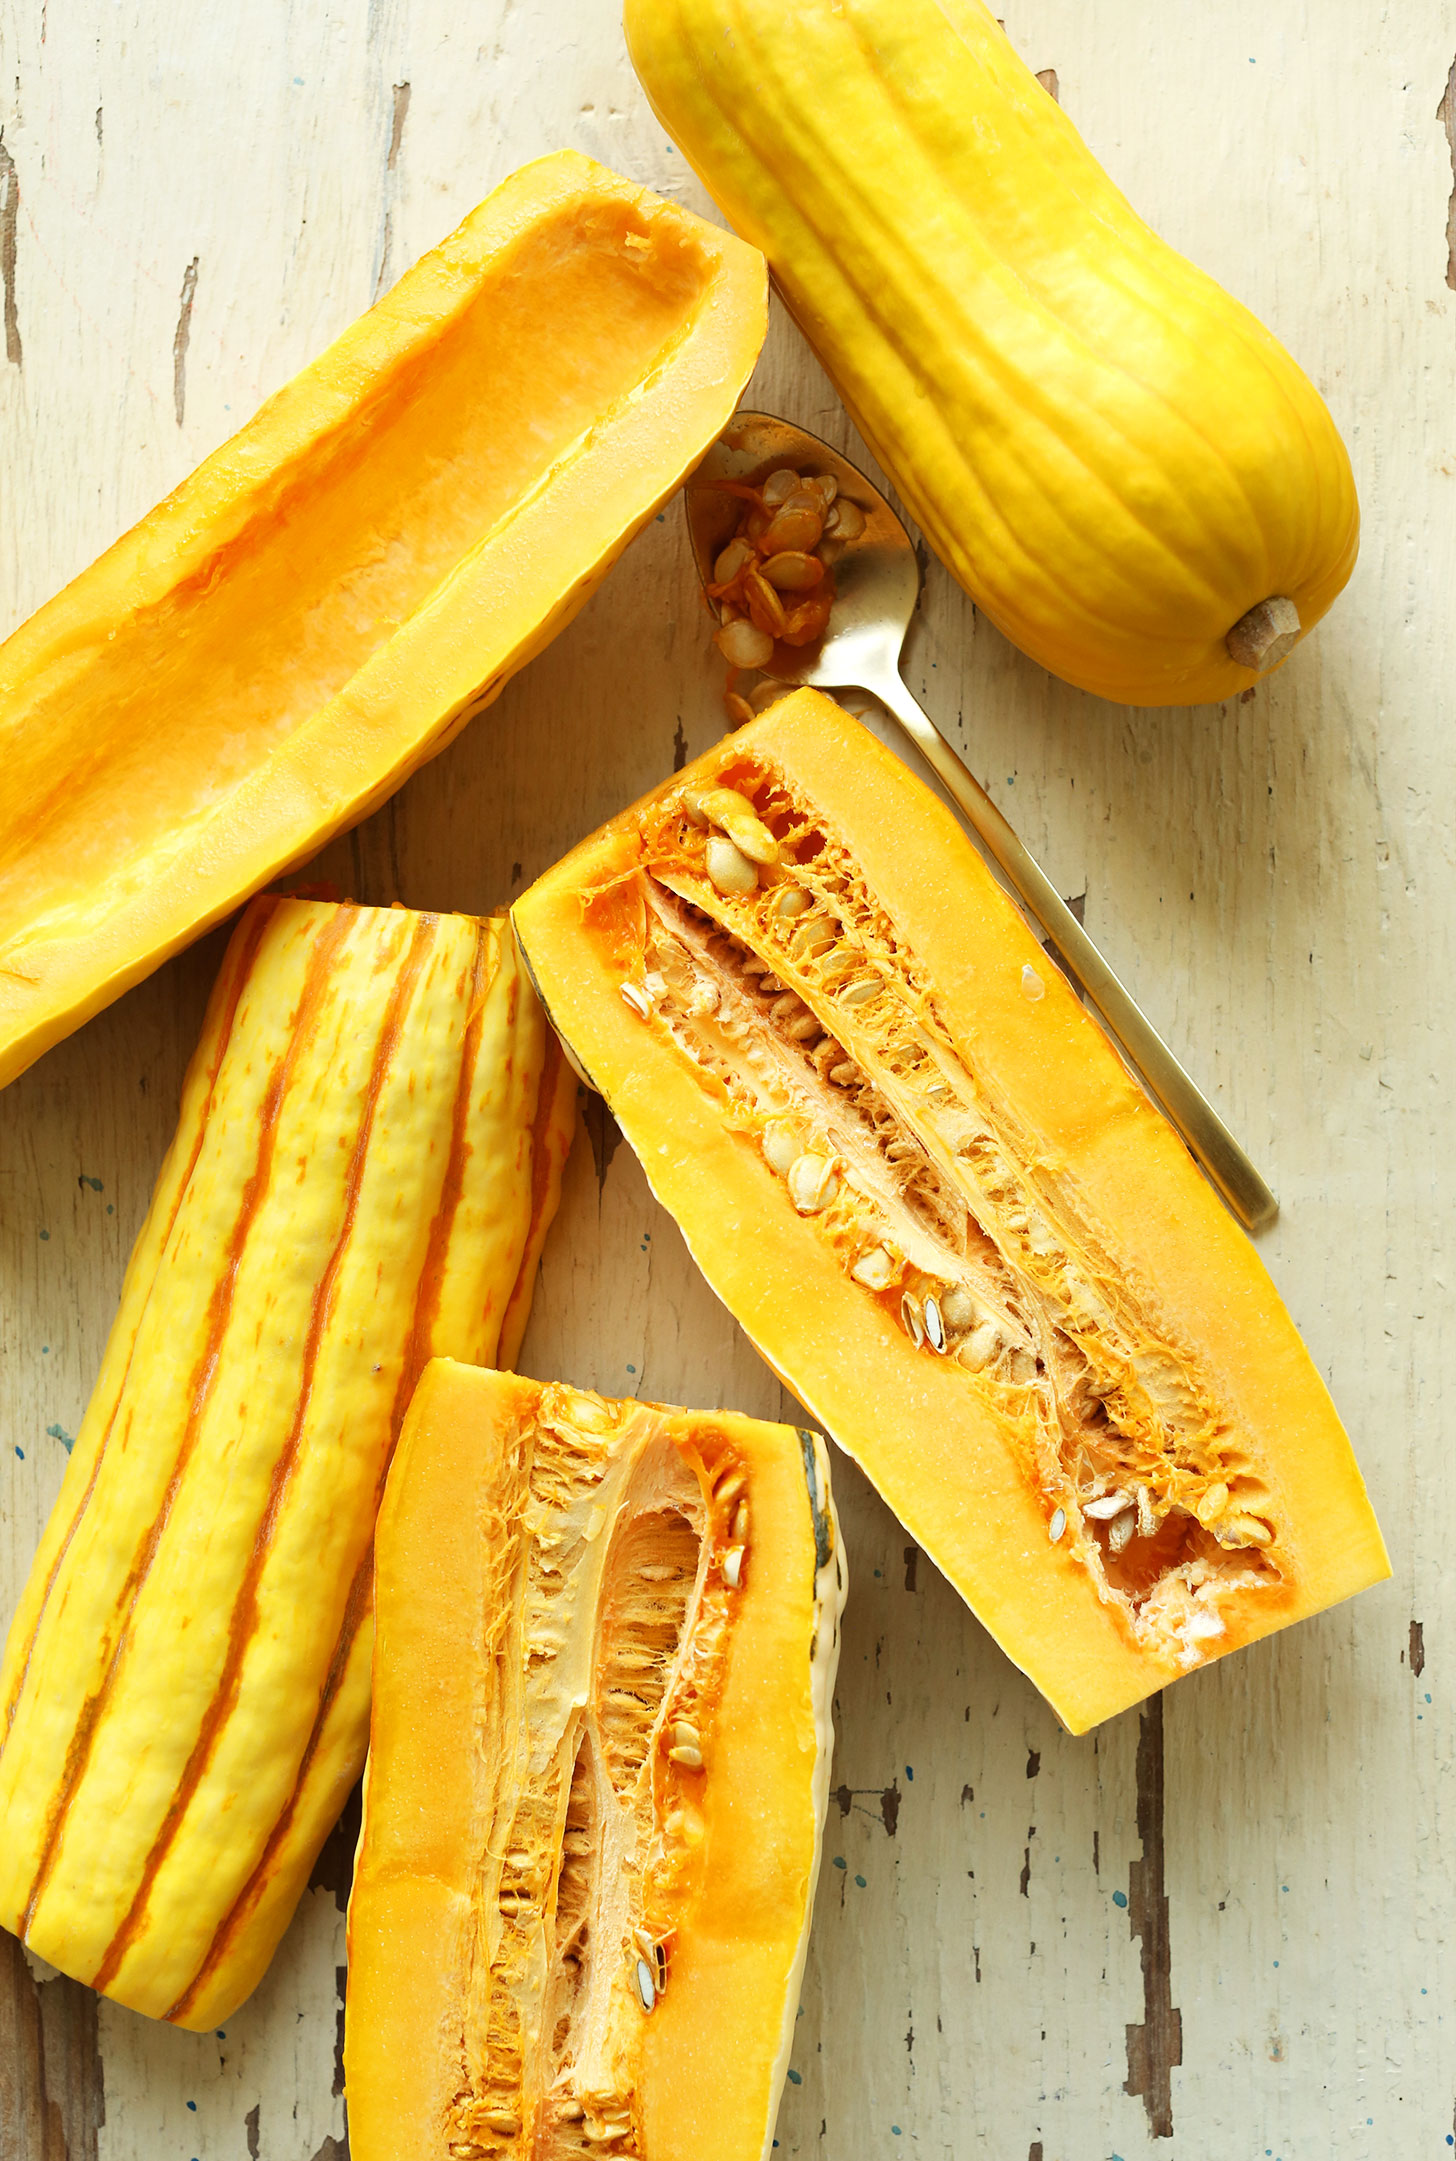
left=512, top=690, right=1390, bottom=1732
left=0, top=149, right=766, bottom=1090
left=0, top=896, right=575, bottom=2026
left=345, top=1362, right=844, bottom=2161
left=624, top=0, right=1358, bottom=705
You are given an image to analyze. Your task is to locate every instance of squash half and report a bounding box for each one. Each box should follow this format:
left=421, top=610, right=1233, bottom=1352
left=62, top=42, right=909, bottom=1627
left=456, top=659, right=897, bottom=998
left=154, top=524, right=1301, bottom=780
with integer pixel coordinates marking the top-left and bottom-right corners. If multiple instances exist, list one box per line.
left=345, top=1361, right=843, bottom=2161
left=0, top=896, right=575, bottom=2025
left=0, top=150, right=766, bottom=1090
left=513, top=689, right=1389, bottom=1732
left=625, top=0, right=1359, bottom=706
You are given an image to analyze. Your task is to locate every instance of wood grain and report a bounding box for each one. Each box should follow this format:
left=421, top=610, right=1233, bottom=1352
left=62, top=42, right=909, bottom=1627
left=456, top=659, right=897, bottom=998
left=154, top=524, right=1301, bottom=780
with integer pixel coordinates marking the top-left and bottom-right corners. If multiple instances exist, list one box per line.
left=2, top=3, right=1453, bottom=2155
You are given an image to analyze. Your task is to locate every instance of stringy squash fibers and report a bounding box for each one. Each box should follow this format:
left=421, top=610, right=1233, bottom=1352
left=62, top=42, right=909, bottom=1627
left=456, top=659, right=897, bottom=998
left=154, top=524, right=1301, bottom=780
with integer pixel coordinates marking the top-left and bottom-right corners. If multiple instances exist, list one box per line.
left=513, top=690, right=1389, bottom=1734
left=0, top=897, right=575, bottom=2027
left=346, top=1362, right=843, bottom=2161
left=0, top=150, right=765, bottom=1092
left=625, top=0, right=1359, bottom=706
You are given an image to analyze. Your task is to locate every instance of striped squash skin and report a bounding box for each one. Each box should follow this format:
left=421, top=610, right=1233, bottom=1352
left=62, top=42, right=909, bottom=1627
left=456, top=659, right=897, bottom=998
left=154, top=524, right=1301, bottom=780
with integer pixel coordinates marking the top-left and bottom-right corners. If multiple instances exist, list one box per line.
left=0, top=896, right=575, bottom=2027
left=624, top=0, right=1360, bottom=706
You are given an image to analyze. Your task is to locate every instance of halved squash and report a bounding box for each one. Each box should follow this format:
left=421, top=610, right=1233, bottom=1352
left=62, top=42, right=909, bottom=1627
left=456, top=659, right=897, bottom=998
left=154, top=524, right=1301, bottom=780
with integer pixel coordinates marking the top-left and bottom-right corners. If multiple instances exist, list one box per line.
left=0, top=896, right=575, bottom=2026
left=513, top=689, right=1389, bottom=1733
left=345, top=1360, right=843, bottom=2160
left=0, top=149, right=766, bottom=1090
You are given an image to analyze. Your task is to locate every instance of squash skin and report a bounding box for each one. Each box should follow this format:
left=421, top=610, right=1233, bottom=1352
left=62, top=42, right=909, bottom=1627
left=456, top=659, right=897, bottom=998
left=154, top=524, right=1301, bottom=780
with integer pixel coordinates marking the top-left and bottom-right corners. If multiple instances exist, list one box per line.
left=0, top=150, right=767, bottom=1092
left=0, top=897, right=576, bottom=2026
left=513, top=690, right=1389, bottom=1733
left=345, top=1362, right=843, bottom=2161
left=624, top=0, right=1359, bottom=706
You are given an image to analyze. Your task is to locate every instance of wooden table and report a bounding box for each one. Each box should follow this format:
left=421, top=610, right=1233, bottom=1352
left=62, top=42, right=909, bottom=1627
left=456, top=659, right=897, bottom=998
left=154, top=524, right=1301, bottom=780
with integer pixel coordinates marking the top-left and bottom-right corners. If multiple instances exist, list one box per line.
left=2, top=5, right=1450, bottom=2155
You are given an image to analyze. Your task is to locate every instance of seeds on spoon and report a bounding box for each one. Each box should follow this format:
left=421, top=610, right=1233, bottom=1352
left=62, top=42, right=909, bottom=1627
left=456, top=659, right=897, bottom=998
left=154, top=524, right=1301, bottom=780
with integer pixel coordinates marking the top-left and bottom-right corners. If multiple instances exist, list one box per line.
left=707, top=457, right=867, bottom=722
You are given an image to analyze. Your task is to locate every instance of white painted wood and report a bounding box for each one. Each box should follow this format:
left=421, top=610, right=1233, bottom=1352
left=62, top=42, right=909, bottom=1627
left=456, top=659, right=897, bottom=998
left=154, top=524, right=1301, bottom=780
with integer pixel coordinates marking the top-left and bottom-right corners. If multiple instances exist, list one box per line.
left=2, top=2, right=1452, bottom=2155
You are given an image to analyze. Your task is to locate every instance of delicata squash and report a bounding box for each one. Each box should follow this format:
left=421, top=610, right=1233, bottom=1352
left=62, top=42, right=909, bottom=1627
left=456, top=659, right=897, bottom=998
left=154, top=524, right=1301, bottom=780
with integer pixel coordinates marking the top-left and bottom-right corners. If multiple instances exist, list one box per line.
left=0, top=897, right=575, bottom=2026
left=625, top=0, right=1359, bottom=706
left=513, top=690, right=1389, bottom=1732
left=345, top=1362, right=843, bottom=2161
left=0, top=150, right=766, bottom=1091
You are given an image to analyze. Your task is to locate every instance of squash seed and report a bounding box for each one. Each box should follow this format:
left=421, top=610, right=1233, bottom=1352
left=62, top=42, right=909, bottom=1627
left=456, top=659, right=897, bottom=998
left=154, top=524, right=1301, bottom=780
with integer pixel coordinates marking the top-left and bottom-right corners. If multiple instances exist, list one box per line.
left=670, top=1719, right=701, bottom=1751
left=771, top=884, right=810, bottom=919
left=840, top=975, right=880, bottom=1005
left=762, top=1121, right=800, bottom=1174
left=705, top=834, right=759, bottom=896
left=667, top=1742, right=704, bottom=1768
left=1108, top=1511, right=1136, bottom=1555
left=1048, top=1507, right=1067, bottom=1543
left=1083, top=1492, right=1133, bottom=1521
left=1194, top=1481, right=1230, bottom=1526
left=723, top=1544, right=745, bottom=1589
left=825, top=497, right=865, bottom=540
left=923, top=1295, right=947, bottom=1353
left=958, top=1321, right=1000, bottom=1371
left=633, top=1957, right=657, bottom=2013
left=1220, top=1513, right=1274, bottom=1548
left=619, top=981, right=651, bottom=1018
left=851, top=1245, right=896, bottom=1291
left=787, top=1153, right=839, bottom=1213
left=1020, top=963, right=1045, bottom=1002
left=732, top=1499, right=749, bottom=1542
left=939, top=1285, right=976, bottom=1331
left=761, top=466, right=800, bottom=505
left=1135, top=1485, right=1156, bottom=1539
left=901, top=1292, right=925, bottom=1349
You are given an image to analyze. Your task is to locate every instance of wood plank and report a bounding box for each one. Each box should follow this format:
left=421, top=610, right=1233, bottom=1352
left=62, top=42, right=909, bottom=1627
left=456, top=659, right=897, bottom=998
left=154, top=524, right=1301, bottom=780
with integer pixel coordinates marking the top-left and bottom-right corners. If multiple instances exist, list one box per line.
left=1, top=1, right=1452, bottom=2155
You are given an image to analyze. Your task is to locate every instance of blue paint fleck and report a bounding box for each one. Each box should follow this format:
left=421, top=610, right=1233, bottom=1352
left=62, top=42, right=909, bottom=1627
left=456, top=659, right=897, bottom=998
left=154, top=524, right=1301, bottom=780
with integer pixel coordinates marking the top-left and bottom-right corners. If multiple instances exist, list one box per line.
left=1112, top=1889, right=1127, bottom=1909
left=1426, top=1693, right=1433, bottom=1704
left=79, top=1174, right=103, bottom=1192
left=892, top=2129, right=902, bottom=2138
left=656, top=513, right=666, bottom=523
left=216, top=2030, right=226, bottom=2038
left=1273, top=1960, right=1279, bottom=1968
left=786, top=2069, right=802, bottom=2086
left=626, top=1364, right=637, bottom=1374
left=187, top=2100, right=198, bottom=2112
left=106, top=1204, right=114, bottom=1215
left=855, top=1874, right=866, bottom=1888
left=39, top=1229, right=49, bottom=1241
left=833, top=1856, right=846, bottom=1870
left=14, top=1446, right=23, bottom=1459
left=41, top=1345, right=49, bottom=1354
left=47, top=1425, right=75, bottom=1453
left=905, top=1765, right=914, bottom=1781
left=293, top=74, right=304, bottom=84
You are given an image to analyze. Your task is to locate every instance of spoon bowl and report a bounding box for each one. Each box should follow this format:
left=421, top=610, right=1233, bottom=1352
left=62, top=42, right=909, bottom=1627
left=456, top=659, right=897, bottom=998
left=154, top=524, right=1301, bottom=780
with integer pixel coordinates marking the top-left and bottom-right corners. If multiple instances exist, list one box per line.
left=685, top=411, right=1278, bottom=1233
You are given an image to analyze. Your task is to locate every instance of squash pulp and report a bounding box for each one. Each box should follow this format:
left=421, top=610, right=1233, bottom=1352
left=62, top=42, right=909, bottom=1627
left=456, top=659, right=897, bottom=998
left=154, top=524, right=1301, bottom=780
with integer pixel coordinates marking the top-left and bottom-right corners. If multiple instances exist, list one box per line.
left=0, top=150, right=766, bottom=1089
left=0, top=897, right=575, bottom=2025
left=345, top=1362, right=844, bottom=2161
left=512, top=690, right=1389, bottom=1733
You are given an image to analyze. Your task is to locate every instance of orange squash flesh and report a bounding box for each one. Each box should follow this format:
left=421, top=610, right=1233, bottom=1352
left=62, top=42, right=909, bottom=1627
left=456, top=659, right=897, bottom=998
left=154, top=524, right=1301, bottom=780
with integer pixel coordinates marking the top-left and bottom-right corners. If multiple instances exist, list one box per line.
left=345, top=1361, right=843, bottom=2161
left=0, top=150, right=766, bottom=1092
left=512, top=689, right=1390, bottom=1734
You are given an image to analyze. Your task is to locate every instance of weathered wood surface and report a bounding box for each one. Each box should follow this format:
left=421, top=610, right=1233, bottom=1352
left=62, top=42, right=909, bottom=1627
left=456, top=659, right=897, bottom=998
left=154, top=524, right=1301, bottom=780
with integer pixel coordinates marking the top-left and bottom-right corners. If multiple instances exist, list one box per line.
left=1, top=3, right=1452, bottom=2155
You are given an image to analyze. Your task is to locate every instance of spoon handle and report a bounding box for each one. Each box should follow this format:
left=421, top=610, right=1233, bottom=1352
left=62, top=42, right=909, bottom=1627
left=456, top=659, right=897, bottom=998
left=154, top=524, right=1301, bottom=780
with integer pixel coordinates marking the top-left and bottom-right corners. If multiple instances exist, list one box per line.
left=867, top=671, right=1278, bottom=1232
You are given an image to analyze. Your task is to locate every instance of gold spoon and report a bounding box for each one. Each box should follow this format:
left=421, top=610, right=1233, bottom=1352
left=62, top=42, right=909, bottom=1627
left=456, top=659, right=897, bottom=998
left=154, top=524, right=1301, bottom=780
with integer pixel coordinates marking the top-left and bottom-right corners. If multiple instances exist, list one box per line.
left=685, top=410, right=1277, bottom=1233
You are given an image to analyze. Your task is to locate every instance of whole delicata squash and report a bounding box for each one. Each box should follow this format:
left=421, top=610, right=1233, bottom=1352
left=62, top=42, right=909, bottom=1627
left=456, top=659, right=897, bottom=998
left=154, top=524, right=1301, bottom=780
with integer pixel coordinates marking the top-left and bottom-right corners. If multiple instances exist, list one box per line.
left=0, top=898, right=575, bottom=2027
left=0, top=150, right=765, bottom=1092
left=624, top=0, right=1359, bottom=706
left=513, top=691, right=1389, bottom=1733
left=345, top=1362, right=843, bottom=2161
